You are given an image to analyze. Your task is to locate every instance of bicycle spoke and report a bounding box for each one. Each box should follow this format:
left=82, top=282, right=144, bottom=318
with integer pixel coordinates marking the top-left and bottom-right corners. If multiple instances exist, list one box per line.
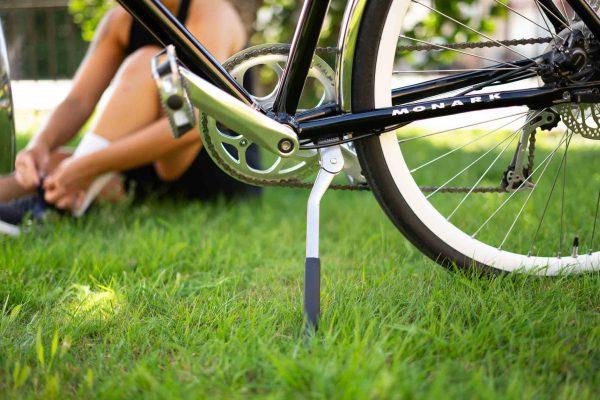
left=426, top=112, right=543, bottom=199
left=533, top=0, right=559, bottom=37
left=590, top=190, right=600, bottom=253
left=457, top=64, right=536, bottom=97
left=412, top=0, right=536, bottom=62
left=559, top=132, right=573, bottom=255
left=536, top=0, right=573, bottom=32
left=393, top=68, right=520, bottom=74
left=398, top=111, right=528, bottom=144
left=492, top=0, right=566, bottom=40
left=557, top=0, right=571, bottom=25
left=446, top=113, right=543, bottom=220
left=528, top=130, right=574, bottom=255
left=499, top=131, right=574, bottom=250
left=472, top=129, right=571, bottom=238
left=426, top=129, right=521, bottom=199
left=410, top=113, right=528, bottom=173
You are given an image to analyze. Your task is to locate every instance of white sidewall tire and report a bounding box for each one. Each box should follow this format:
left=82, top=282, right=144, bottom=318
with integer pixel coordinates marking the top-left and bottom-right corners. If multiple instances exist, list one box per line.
left=352, top=0, right=599, bottom=275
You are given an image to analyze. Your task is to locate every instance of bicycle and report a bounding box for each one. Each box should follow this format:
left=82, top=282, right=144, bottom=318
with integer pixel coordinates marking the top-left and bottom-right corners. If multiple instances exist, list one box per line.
left=117, top=0, right=600, bottom=328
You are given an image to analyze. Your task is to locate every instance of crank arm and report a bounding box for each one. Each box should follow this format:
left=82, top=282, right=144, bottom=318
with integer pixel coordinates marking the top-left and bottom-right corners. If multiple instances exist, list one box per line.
left=152, top=46, right=300, bottom=158
left=180, top=68, right=299, bottom=158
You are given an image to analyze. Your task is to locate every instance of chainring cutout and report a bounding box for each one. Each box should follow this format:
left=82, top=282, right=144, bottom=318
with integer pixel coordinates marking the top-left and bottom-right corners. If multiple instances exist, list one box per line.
left=200, top=44, right=336, bottom=185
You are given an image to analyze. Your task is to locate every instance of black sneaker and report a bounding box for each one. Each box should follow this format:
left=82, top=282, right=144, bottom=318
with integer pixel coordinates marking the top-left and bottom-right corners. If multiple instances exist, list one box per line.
left=0, top=194, right=48, bottom=237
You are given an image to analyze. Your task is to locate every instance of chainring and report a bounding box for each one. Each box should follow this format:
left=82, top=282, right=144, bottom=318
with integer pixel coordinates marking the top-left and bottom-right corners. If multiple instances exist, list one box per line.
left=199, top=44, right=336, bottom=186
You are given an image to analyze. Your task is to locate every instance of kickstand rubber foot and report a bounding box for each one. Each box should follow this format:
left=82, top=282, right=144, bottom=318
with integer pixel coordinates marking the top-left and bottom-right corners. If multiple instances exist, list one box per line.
left=304, top=257, right=321, bottom=330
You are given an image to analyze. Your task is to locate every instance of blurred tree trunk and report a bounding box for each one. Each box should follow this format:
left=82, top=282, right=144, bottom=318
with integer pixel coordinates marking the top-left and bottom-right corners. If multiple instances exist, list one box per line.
left=228, top=0, right=262, bottom=34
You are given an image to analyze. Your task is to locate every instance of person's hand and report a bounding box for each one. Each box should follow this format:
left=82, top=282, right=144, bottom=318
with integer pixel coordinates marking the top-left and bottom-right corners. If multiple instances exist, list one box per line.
left=14, top=144, right=50, bottom=190
left=44, top=157, right=93, bottom=210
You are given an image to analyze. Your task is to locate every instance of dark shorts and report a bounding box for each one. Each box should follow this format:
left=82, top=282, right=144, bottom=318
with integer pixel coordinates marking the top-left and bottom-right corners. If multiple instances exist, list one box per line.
left=123, top=147, right=262, bottom=202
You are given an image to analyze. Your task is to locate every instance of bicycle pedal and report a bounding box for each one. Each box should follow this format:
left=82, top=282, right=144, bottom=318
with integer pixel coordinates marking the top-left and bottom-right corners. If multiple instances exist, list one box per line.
left=152, top=45, right=196, bottom=138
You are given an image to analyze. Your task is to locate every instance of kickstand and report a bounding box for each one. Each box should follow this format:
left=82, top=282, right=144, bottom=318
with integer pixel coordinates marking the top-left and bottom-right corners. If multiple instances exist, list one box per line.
left=305, top=145, right=344, bottom=332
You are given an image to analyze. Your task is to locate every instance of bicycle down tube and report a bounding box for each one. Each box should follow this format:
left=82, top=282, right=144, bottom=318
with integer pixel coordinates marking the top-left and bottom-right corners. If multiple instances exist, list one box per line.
left=116, top=0, right=254, bottom=105
left=118, top=0, right=331, bottom=117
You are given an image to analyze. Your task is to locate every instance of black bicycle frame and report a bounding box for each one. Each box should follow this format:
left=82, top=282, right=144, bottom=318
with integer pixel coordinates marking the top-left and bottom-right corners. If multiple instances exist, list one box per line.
left=272, top=0, right=331, bottom=117
left=119, top=0, right=600, bottom=142
left=300, top=83, right=600, bottom=139
left=117, top=0, right=329, bottom=115
left=117, top=0, right=254, bottom=105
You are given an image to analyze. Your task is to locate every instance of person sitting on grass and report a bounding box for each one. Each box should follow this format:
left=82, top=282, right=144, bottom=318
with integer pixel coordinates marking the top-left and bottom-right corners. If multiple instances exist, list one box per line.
left=0, top=0, right=260, bottom=237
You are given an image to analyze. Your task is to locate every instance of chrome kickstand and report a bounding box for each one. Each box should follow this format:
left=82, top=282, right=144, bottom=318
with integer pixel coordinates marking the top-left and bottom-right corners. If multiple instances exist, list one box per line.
left=305, top=145, right=344, bottom=331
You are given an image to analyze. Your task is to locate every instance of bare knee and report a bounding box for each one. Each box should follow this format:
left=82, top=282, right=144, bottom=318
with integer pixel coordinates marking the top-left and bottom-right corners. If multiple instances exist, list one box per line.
left=114, top=46, right=161, bottom=92
left=120, top=46, right=161, bottom=73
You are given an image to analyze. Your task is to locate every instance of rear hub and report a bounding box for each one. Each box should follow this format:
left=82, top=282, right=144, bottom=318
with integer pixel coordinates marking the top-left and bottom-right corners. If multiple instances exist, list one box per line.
left=540, top=21, right=600, bottom=141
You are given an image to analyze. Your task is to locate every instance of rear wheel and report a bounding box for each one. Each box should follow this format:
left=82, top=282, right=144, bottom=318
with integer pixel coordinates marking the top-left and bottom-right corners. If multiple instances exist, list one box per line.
left=353, top=0, right=600, bottom=274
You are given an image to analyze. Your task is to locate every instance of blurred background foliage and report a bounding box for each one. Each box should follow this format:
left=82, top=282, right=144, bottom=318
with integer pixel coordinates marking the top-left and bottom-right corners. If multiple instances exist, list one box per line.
left=68, top=0, right=503, bottom=54
left=252, top=0, right=345, bottom=46
left=69, top=0, right=115, bottom=41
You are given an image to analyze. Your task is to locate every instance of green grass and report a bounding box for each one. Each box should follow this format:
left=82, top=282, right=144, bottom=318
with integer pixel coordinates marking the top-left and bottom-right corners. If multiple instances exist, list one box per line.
left=0, top=133, right=598, bottom=399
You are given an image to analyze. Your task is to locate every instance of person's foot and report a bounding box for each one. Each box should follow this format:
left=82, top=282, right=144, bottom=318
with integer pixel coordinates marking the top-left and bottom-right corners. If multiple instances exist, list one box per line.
left=0, top=194, right=48, bottom=237
left=72, top=173, right=119, bottom=218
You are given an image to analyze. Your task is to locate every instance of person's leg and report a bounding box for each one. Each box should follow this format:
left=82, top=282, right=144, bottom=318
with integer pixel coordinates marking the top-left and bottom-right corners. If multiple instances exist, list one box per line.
left=0, top=176, right=32, bottom=202
left=65, top=45, right=202, bottom=214
left=0, top=149, right=77, bottom=236
left=89, top=46, right=163, bottom=142
left=84, top=45, right=201, bottom=182
left=0, top=47, right=163, bottom=204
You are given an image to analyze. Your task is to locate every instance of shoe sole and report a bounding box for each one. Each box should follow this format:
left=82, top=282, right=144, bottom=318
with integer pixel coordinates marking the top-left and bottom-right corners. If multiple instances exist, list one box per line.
left=0, top=220, right=20, bottom=237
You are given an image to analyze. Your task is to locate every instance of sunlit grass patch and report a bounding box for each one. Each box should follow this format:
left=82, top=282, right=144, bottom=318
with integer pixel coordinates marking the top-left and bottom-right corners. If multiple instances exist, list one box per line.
left=59, top=284, right=122, bottom=323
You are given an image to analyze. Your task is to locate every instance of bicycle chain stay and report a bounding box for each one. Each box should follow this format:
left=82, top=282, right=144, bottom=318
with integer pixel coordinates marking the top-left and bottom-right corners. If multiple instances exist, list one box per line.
left=207, top=37, right=555, bottom=193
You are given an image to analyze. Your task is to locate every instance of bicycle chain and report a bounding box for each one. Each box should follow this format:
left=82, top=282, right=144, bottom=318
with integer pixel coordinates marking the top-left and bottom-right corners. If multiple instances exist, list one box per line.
left=528, top=130, right=537, bottom=174
left=210, top=37, right=555, bottom=193
left=316, top=36, right=554, bottom=55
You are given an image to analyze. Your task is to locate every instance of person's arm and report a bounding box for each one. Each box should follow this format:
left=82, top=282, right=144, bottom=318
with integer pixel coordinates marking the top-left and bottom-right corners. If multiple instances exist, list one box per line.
left=44, top=117, right=198, bottom=207
left=15, top=9, right=127, bottom=189
left=51, top=118, right=200, bottom=195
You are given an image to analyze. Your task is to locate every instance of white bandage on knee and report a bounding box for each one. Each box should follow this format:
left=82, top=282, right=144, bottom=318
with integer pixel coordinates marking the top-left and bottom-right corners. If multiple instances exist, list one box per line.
left=72, top=132, right=115, bottom=218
